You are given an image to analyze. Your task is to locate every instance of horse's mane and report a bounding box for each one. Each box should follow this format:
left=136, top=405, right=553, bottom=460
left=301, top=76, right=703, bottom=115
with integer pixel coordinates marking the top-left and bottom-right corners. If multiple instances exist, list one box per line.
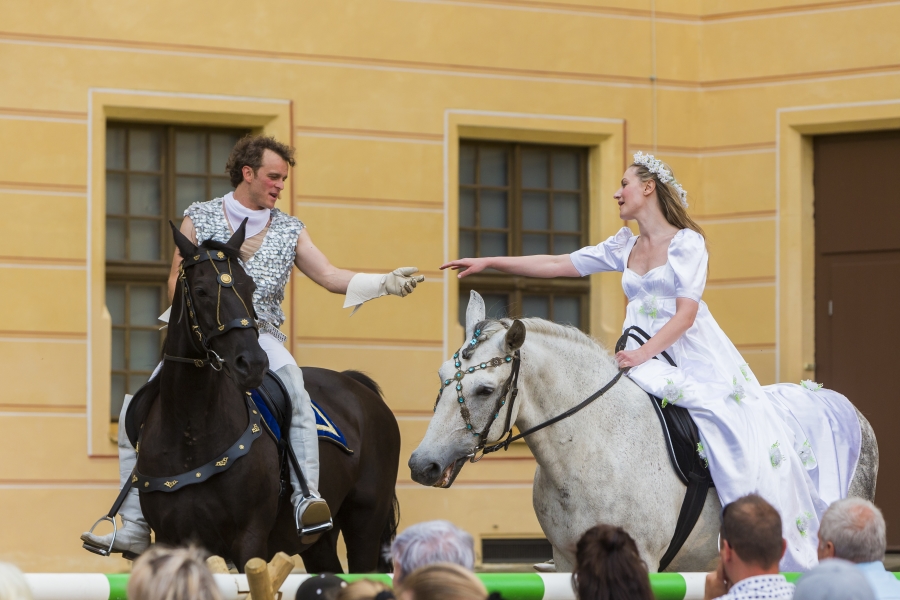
left=476, top=317, right=609, bottom=356
left=198, top=239, right=241, bottom=260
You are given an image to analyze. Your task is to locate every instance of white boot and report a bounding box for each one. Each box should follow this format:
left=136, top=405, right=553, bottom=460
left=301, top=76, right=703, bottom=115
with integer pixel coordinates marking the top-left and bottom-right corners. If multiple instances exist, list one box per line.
left=81, top=490, right=150, bottom=559
left=275, top=365, right=333, bottom=544
left=81, top=394, right=151, bottom=558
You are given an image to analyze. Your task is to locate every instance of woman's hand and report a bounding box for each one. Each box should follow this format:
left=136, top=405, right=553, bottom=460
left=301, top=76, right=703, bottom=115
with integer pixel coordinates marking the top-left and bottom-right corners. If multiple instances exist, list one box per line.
left=615, top=347, right=650, bottom=369
left=440, top=257, right=490, bottom=279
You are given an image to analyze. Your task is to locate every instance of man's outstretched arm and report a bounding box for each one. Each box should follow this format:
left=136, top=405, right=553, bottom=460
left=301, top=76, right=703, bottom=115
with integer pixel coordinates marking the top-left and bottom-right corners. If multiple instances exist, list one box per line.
left=293, top=229, right=425, bottom=310
left=293, top=229, right=356, bottom=293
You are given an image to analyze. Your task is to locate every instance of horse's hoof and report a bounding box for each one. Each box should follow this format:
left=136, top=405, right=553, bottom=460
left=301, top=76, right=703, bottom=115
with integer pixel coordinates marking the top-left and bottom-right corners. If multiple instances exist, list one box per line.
left=533, top=559, right=556, bottom=573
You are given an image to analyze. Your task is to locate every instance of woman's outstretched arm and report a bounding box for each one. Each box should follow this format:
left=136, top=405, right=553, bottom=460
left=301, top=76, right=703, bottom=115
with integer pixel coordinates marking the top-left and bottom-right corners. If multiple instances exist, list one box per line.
left=441, top=254, right=581, bottom=279
left=615, top=298, right=699, bottom=368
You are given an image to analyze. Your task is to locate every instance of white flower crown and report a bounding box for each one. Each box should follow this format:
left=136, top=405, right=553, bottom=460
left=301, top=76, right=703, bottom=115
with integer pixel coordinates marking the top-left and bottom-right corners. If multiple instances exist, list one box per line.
left=633, top=151, right=689, bottom=208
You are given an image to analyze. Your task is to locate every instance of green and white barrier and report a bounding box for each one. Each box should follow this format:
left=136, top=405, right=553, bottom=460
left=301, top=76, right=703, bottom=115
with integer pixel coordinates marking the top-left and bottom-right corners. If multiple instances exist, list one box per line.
left=21, top=571, right=853, bottom=600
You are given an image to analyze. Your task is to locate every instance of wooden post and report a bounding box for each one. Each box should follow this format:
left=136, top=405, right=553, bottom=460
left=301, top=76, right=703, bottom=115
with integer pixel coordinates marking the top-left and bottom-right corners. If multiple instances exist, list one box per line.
left=206, top=556, right=230, bottom=575
left=267, top=552, right=295, bottom=592
left=246, top=558, right=274, bottom=600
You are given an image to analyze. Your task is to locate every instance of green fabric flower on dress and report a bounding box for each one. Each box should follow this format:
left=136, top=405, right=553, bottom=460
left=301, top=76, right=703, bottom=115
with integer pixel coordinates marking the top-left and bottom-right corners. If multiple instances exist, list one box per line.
left=796, top=511, right=813, bottom=537
left=639, top=295, right=659, bottom=319
left=769, top=441, right=784, bottom=468
left=731, top=377, right=746, bottom=403
left=740, top=363, right=753, bottom=382
left=661, top=379, right=683, bottom=407
left=799, top=439, right=818, bottom=469
left=801, top=379, right=823, bottom=391
left=696, top=441, right=709, bottom=468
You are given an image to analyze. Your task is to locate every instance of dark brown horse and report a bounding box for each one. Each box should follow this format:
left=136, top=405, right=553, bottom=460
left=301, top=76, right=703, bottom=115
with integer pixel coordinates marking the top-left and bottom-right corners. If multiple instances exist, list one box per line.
left=135, top=222, right=400, bottom=572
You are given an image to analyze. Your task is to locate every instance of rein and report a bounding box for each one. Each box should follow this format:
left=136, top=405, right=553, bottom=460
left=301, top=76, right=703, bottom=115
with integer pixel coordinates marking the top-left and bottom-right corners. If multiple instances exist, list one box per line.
left=440, top=325, right=669, bottom=461
left=435, top=325, right=627, bottom=462
left=163, top=249, right=258, bottom=371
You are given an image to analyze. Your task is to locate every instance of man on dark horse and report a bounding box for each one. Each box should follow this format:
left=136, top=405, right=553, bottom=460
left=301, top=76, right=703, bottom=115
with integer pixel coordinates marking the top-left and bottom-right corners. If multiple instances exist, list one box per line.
left=82, top=135, right=424, bottom=558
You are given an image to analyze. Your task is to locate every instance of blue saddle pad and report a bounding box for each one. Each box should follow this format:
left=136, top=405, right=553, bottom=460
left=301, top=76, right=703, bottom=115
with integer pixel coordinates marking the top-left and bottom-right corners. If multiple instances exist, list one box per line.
left=311, top=399, right=353, bottom=454
left=249, top=391, right=352, bottom=454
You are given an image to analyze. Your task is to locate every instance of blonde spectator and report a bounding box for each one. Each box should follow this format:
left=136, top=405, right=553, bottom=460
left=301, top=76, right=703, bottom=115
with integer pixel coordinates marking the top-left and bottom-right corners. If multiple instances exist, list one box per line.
left=0, top=562, right=33, bottom=600
left=127, top=546, right=221, bottom=600
left=336, top=579, right=394, bottom=600
left=397, top=563, right=487, bottom=600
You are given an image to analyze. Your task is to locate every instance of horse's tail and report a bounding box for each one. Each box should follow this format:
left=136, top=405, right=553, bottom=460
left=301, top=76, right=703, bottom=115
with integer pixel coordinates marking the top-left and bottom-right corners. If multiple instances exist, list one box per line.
left=341, top=370, right=384, bottom=399
left=378, top=492, right=401, bottom=572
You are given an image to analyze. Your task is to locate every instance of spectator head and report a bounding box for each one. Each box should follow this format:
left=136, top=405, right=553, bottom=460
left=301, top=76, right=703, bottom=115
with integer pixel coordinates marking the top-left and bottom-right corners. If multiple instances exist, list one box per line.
left=336, top=579, right=393, bottom=600
left=794, top=558, right=875, bottom=600
left=396, top=563, right=486, bottom=600
left=127, top=545, right=221, bottom=600
left=296, top=574, right=347, bottom=600
left=720, top=494, right=786, bottom=576
left=390, top=521, right=474, bottom=584
left=573, top=524, right=654, bottom=600
left=0, top=562, right=33, bottom=600
left=818, top=498, right=886, bottom=563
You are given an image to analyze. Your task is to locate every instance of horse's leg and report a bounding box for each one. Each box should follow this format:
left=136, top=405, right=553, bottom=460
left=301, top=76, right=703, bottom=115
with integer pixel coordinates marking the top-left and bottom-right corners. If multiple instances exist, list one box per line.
left=231, top=519, right=273, bottom=572
left=552, top=549, right=575, bottom=573
left=341, top=500, right=393, bottom=573
left=299, top=517, right=345, bottom=573
left=848, top=407, right=879, bottom=502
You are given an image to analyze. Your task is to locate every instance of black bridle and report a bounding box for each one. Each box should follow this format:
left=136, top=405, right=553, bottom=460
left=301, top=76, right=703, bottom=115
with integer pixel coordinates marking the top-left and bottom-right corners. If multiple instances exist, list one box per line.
left=436, top=324, right=669, bottom=461
left=163, top=248, right=258, bottom=371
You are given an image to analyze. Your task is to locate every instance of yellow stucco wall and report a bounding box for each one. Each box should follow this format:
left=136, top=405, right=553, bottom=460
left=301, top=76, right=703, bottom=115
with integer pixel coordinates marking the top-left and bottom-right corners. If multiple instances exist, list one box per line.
left=1, top=0, right=899, bottom=572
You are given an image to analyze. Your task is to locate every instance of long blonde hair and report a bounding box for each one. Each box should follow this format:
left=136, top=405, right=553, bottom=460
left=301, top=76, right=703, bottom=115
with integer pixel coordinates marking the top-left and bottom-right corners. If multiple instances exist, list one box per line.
left=630, top=161, right=705, bottom=239
left=0, top=562, right=32, bottom=600
left=396, top=563, right=486, bottom=600
left=127, top=546, right=221, bottom=600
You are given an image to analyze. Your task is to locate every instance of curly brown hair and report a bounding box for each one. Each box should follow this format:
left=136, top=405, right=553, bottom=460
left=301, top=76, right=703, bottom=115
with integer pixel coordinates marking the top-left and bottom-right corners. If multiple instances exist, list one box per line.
left=573, top=525, right=654, bottom=600
left=225, top=135, right=296, bottom=187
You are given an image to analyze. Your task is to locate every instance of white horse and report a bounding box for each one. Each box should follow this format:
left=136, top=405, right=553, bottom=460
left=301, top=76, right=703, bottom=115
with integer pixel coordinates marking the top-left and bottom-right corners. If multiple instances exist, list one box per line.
left=409, top=292, right=878, bottom=572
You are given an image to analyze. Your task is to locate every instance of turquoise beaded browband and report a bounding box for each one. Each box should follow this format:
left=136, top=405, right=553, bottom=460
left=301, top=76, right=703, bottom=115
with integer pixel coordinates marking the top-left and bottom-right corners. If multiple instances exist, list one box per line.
left=435, top=328, right=514, bottom=436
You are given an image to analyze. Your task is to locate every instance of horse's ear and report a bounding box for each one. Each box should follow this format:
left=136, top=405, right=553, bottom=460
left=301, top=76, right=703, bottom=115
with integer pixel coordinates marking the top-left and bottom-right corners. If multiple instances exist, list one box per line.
left=504, top=320, right=526, bottom=353
left=465, top=290, right=486, bottom=341
left=170, top=220, right=196, bottom=259
left=226, top=217, right=248, bottom=253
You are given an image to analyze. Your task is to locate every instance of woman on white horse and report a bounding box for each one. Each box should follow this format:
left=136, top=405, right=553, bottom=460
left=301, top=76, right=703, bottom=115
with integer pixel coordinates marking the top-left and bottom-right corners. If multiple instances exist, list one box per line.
left=441, top=152, right=857, bottom=571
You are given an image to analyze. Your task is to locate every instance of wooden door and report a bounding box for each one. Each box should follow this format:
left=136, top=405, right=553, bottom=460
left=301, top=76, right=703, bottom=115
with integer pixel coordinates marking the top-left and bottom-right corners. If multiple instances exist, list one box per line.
left=814, top=130, right=900, bottom=547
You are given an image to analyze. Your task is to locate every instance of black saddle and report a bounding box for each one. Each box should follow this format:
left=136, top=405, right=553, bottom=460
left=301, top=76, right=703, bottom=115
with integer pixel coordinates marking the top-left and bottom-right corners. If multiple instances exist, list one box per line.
left=124, top=375, right=159, bottom=449
left=616, top=326, right=714, bottom=572
left=251, top=370, right=291, bottom=441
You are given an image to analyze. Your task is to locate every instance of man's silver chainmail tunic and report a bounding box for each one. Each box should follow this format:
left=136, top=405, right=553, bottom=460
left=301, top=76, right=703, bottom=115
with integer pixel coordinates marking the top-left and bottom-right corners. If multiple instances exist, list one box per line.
left=185, top=198, right=304, bottom=329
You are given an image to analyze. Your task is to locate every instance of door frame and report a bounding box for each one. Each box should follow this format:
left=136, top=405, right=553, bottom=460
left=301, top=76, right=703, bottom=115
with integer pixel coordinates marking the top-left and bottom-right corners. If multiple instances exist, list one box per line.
left=776, top=100, right=900, bottom=382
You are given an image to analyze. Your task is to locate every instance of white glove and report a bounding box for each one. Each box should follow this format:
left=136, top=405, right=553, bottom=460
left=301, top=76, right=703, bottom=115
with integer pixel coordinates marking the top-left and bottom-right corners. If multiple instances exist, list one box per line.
left=343, top=267, right=425, bottom=314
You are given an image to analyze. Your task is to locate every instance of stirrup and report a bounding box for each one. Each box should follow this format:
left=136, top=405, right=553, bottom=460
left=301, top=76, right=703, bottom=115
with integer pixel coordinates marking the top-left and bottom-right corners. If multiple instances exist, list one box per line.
left=295, top=498, right=333, bottom=544
left=81, top=515, right=117, bottom=557
left=300, top=520, right=333, bottom=538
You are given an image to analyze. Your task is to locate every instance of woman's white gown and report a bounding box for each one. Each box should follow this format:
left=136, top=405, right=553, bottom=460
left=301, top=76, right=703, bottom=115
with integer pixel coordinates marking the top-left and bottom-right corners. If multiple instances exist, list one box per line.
left=570, top=227, right=862, bottom=571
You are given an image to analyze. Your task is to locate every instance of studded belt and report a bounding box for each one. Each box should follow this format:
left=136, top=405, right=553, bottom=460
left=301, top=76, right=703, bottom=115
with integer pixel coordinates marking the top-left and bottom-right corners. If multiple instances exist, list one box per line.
left=258, top=320, right=287, bottom=343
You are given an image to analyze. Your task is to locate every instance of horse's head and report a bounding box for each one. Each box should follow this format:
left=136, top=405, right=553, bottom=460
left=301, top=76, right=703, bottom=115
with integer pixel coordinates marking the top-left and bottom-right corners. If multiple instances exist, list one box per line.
left=409, top=291, right=526, bottom=488
left=169, top=220, right=268, bottom=390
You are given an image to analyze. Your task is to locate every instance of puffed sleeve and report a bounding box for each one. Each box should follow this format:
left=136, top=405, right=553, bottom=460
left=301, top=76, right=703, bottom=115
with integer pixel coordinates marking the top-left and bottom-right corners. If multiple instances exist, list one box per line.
left=669, top=229, right=708, bottom=302
left=569, top=227, right=634, bottom=276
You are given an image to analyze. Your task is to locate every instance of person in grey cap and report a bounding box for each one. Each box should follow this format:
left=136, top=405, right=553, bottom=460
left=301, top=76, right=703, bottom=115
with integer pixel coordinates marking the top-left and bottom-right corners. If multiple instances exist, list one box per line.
left=818, top=498, right=900, bottom=600
left=296, top=574, right=347, bottom=600
left=794, top=559, right=876, bottom=600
